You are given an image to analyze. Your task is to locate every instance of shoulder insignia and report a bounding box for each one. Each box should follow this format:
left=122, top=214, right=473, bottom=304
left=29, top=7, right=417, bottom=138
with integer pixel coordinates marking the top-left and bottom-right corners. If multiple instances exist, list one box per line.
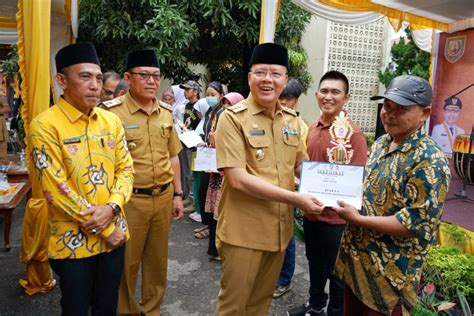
left=228, top=102, right=248, bottom=113
left=100, top=98, right=122, bottom=109
left=159, top=101, right=173, bottom=112
left=282, top=106, right=297, bottom=117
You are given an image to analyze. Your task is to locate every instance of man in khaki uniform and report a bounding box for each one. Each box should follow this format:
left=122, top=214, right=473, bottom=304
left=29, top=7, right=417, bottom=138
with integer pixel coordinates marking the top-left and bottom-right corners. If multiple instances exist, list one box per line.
left=215, top=43, right=324, bottom=315
left=101, top=49, right=184, bottom=315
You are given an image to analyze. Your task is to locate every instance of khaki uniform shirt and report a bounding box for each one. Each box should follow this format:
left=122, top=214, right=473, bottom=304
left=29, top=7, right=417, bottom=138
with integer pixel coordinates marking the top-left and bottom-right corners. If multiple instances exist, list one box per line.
left=103, top=92, right=182, bottom=188
left=215, top=94, right=308, bottom=252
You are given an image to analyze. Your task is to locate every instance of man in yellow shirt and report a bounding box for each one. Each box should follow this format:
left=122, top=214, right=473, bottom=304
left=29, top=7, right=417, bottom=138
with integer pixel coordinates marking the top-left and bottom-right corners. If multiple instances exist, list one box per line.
left=29, top=42, right=134, bottom=315
left=101, top=49, right=184, bottom=315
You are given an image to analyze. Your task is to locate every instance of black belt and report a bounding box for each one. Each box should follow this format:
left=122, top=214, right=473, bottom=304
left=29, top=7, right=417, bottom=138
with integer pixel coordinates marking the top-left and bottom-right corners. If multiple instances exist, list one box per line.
left=133, top=183, right=170, bottom=196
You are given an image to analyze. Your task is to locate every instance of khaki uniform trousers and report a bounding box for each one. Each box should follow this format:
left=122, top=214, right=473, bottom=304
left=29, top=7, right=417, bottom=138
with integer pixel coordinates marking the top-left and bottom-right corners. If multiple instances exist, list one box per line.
left=216, top=238, right=286, bottom=316
left=118, top=185, right=173, bottom=316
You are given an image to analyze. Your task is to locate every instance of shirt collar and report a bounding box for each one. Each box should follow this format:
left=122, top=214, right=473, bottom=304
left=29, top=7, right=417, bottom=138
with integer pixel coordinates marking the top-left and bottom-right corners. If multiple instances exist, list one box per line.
left=123, top=91, right=159, bottom=114
left=316, top=110, right=349, bottom=128
left=57, top=97, right=97, bottom=123
left=247, top=93, right=283, bottom=117
left=382, top=125, right=427, bottom=154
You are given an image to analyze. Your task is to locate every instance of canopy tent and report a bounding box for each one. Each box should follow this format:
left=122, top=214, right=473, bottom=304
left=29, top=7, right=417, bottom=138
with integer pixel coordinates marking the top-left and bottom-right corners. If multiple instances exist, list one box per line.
left=290, top=0, right=474, bottom=52
left=292, top=0, right=474, bottom=32
left=0, top=0, right=78, bottom=295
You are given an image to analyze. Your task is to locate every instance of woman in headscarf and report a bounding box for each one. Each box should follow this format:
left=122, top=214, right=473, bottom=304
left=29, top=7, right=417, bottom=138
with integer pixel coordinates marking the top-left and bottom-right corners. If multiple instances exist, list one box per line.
left=161, top=88, right=175, bottom=105
left=171, top=85, right=187, bottom=133
left=203, top=92, right=244, bottom=259
left=192, top=81, right=226, bottom=237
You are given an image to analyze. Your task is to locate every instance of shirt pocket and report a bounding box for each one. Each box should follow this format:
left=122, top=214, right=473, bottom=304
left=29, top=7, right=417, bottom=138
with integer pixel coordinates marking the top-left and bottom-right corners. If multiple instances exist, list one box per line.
left=160, top=123, right=173, bottom=138
left=246, top=134, right=272, bottom=167
left=282, top=134, right=300, bottom=165
left=125, top=130, right=142, bottom=152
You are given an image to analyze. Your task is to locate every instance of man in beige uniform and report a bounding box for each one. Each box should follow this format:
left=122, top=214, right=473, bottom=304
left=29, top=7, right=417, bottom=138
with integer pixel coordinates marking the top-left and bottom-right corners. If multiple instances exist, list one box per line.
left=215, top=43, right=324, bottom=315
left=101, top=49, right=184, bottom=315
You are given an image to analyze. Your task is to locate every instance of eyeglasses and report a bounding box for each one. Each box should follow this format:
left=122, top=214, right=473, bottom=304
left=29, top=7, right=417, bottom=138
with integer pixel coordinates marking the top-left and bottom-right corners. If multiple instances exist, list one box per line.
left=251, top=70, right=286, bottom=79
left=129, top=72, right=161, bottom=81
left=102, top=89, right=114, bottom=96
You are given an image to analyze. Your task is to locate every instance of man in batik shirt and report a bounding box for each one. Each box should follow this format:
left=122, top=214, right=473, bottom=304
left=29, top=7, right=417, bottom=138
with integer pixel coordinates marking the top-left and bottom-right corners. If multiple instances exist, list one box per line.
left=29, top=42, right=134, bottom=315
left=333, top=75, right=451, bottom=316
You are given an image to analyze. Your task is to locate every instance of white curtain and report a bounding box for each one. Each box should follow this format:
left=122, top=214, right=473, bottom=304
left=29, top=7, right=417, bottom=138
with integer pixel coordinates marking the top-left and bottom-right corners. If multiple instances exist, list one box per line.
left=292, top=0, right=434, bottom=52
left=412, top=28, right=435, bottom=53
left=292, top=0, right=383, bottom=25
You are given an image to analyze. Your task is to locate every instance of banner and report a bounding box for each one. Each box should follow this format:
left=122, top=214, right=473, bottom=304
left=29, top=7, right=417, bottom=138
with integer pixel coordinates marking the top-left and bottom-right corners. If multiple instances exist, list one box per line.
left=429, top=29, right=474, bottom=158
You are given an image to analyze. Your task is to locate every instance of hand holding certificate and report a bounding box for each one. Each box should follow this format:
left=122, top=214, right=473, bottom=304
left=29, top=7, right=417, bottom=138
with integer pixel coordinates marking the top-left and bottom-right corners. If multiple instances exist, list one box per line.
left=299, top=161, right=364, bottom=209
left=178, top=131, right=204, bottom=148
left=193, top=147, right=218, bottom=172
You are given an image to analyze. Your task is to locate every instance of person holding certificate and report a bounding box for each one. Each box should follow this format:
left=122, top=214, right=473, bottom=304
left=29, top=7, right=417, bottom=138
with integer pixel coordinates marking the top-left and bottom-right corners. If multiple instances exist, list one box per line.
left=333, top=75, right=450, bottom=315
left=215, top=43, right=324, bottom=315
left=288, top=71, right=367, bottom=316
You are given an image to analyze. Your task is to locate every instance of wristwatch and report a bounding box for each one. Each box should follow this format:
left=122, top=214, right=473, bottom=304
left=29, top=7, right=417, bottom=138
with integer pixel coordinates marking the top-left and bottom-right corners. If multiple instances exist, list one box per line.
left=107, top=202, right=121, bottom=216
left=173, top=191, right=184, bottom=198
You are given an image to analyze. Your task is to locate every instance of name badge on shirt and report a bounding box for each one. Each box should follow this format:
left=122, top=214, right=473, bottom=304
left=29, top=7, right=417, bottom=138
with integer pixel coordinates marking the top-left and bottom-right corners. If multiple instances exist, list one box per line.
left=124, top=124, right=140, bottom=130
left=249, top=129, right=265, bottom=136
left=63, top=137, right=81, bottom=144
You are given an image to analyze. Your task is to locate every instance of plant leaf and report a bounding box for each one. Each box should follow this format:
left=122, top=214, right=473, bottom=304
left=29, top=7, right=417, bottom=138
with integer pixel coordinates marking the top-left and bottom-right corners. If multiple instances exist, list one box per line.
left=437, top=302, right=456, bottom=312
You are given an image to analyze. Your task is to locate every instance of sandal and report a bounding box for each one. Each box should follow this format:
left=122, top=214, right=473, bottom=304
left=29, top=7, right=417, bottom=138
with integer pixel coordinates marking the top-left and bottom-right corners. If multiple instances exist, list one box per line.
left=194, top=225, right=209, bottom=234
left=194, top=228, right=209, bottom=239
left=210, top=255, right=221, bottom=261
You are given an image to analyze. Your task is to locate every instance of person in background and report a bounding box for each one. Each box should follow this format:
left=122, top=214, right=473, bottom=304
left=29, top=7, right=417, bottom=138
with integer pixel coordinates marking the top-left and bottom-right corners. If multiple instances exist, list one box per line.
left=193, top=82, right=225, bottom=240
left=215, top=42, right=324, bottom=315
left=102, top=48, right=184, bottom=315
left=288, top=70, right=367, bottom=316
left=100, top=71, right=121, bottom=102
left=171, top=85, right=193, bottom=207
left=334, top=75, right=450, bottom=315
left=172, top=84, right=187, bottom=132
left=161, top=87, right=175, bottom=105
left=180, top=80, right=201, bottom=130
left=203, top=92, right=244, bottom=259
left=29, top=42, right=133, bottom=315
left=180, top=80, right=201, bottom=222
left=0, top=98, right=11, bottom=161
left=113, top=78, right=129, bottom=98
left=273, top=78, right=307, bottom=299
left=430, top=96, right=465, bottom=158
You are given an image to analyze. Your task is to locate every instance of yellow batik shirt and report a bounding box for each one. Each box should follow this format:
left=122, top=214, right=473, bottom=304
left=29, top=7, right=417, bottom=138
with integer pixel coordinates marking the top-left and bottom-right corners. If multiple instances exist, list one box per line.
left=29, top=97, right=134, bottom=259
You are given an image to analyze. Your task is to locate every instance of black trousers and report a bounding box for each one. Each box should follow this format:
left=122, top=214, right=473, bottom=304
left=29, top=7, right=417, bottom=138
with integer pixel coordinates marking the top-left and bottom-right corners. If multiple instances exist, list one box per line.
left=303, top=218, right=345, bottom=316
left=207, top=217, right=218, bottom=257
left=50, top=245, right=125, bottom=316
left=198, top=172, right=212, bottom=226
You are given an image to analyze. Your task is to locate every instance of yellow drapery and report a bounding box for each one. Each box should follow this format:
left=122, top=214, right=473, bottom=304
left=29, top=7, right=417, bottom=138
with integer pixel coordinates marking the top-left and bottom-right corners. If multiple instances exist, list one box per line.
left=319, top=0, right=448, bottom=31
left=16, top=0, right=56, bottom=295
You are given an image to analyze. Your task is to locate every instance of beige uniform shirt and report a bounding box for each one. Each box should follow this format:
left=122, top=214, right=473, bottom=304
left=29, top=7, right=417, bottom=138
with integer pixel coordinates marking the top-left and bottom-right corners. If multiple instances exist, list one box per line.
left=215, top=94, right=308, bottom=252
left=103, top=92, right=182, bottom=188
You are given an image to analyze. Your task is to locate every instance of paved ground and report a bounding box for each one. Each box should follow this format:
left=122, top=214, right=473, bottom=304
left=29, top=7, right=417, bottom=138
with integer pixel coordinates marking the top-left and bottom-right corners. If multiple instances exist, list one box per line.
left=0, top=202, right=311, bottom=316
